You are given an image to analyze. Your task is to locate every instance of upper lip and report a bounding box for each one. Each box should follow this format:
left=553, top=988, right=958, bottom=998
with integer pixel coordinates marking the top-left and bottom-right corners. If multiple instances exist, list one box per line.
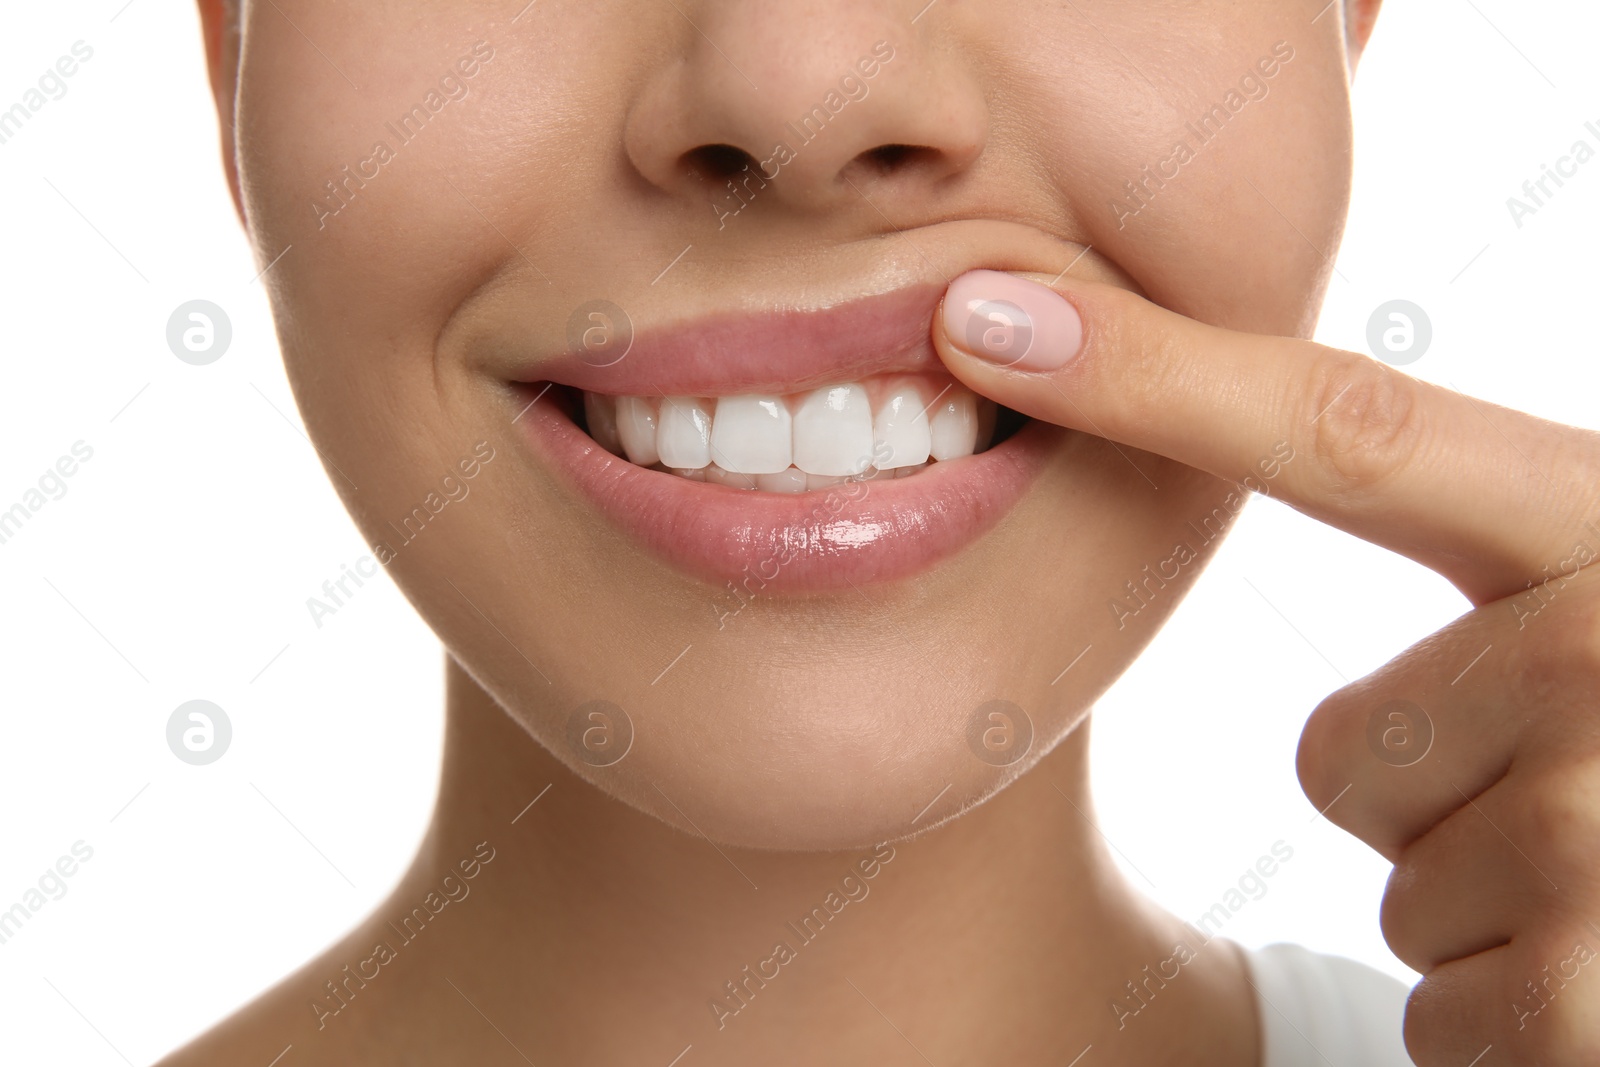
left=471, top=222, right=1118, bottom=397
left=508, top=282, right=947, bottom=397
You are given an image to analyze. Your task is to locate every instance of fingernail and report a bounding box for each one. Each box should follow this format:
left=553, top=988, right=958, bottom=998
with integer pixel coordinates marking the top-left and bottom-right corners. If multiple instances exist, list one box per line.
left=941, top=269, right=1083, bottom=371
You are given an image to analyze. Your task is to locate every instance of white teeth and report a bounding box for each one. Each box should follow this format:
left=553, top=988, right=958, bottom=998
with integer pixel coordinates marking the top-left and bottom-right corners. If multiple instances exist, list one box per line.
left=584, top=381, right=1002, bottom=488
left=793, top=384, right=874, bottom=476
left=757, top=468, right=809, bottom=494
left=711, top=395, right=792, bottom=474
left=929, top=391, right=979, bottom=461
left=705, top=464, right=757, bottom=490
left=872, top=385, right=932, bottom=470
left=616, top=396, right=661, bottom=466
left=583, top=393, right=623, bottom=456
left=657, top=397, right=713, bottom=469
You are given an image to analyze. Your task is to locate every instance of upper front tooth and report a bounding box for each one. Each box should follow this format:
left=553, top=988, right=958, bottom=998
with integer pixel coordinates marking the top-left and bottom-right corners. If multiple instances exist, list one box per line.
left=929, top=390, right=979, bottom=461
left=657, top=397, right=713, bottom=469
left=616, top=396, right=660, bottom=466
left=793, top=384, right=874, bottom=476
left=711, top=395, right=792, bottom=474
left=872, top=385, right=932, bottom=470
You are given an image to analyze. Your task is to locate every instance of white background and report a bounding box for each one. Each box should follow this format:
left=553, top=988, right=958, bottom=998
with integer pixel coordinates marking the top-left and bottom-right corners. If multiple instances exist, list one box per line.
left=2, top=1, right=1597, bottom=1063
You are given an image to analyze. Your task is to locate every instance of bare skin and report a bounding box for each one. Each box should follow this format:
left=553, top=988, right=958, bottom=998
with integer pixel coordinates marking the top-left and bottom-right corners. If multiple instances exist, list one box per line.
left=159, top=0, right=1393, bottom=1063
left=161, top=660, right=1258, bottom=1065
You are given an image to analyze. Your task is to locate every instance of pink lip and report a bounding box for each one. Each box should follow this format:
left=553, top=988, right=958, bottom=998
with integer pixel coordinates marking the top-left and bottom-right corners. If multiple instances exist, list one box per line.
left=516, top=390, right=1057, bottom=593
left=503, top=281, right=1060, bottom=592
left=515, top=283, right=947, bottom=397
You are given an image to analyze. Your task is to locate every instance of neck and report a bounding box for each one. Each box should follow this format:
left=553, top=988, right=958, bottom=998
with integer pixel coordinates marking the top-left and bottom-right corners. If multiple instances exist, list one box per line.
left=389, top=657, right=1258, bottom=1065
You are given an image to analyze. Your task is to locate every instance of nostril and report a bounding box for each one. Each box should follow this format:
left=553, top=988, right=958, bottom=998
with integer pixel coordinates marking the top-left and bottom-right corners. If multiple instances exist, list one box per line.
left=858, top=143, right=937, bottom=174
left=682, top=143, right=761, bottom=184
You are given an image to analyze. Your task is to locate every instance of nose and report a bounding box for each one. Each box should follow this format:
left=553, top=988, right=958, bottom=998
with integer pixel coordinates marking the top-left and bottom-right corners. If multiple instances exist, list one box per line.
left=623, top=3, right=988, bottom=216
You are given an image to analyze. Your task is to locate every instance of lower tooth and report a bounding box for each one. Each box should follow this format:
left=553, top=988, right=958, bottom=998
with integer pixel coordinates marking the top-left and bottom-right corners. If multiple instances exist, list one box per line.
left=756, top=468, right=808, bottom=494
left=652, top=462, right=930, bottom=487
left=705, top=465, right=757, bottom=490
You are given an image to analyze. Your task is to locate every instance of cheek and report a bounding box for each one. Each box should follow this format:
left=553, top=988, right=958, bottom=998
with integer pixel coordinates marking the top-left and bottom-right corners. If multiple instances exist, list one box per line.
left=237, top=3, right=616, bottom=345
left=236, top=5, right=613, bottom=548
left=239, top=3, right=632, bottom=310
left=1008, top=6, right=1352, bottom=337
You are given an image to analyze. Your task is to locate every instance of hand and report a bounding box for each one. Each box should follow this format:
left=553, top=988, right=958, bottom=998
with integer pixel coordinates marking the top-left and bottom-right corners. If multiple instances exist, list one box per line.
left=933, top=268, right=1600, bottom=1066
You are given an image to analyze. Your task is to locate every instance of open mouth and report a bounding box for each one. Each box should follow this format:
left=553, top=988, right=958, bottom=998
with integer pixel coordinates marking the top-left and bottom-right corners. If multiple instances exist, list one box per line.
left=502, top=282, right=1057, bottom=592
left=559, top=374, right=1030, bottom=491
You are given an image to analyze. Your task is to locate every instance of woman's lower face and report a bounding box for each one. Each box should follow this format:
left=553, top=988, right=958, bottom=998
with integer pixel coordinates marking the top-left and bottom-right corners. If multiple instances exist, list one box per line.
left=232, top=0, right=1355, bottom=849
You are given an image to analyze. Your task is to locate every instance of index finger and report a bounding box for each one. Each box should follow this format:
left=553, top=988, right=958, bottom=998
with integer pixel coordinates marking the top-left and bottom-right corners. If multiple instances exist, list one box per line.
left=932, top=269, right=1600, bottom=605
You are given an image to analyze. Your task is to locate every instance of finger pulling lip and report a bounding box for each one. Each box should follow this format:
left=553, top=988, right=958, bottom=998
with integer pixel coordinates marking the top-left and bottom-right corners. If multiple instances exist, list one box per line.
left=513, top=282, right=948, bottom=398
left=463, top=222, right=1117, bottom=399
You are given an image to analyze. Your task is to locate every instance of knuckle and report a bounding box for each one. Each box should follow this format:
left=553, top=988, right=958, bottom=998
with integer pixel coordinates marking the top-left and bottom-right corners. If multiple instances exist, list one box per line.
left=1509, top=947, right=1600, bottom=1066
left=1542, top=987, right=1600, bottom=1064
left=1400, top=975, right=1465, bottom=1067
left=1514, top=767, right=1600, bottom=875
left=1407, top=937, right=1600, bottom=1065
left=1378, top=863, right=1431, bottom=970
left=1111, top=292, right=1199, bottom=406
left=1301, top=353, right=1430, bottom=498
left=1297, top=683, right=1379, bottom=817
left=1295, top=690, right=1350, bottom=813
left=1508, top=585, right=1600, bottom=710
left=1568, top=586, right=1600, bottom=675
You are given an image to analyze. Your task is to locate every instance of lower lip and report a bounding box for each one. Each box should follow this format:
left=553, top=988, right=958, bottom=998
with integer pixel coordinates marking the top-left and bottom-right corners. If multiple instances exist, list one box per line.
left=514, top=386, right=1059, bottom=593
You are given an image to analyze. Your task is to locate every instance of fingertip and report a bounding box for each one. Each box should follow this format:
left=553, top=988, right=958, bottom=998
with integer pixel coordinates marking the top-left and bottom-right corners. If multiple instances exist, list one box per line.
left=939, top=269, right=1084, bottom=372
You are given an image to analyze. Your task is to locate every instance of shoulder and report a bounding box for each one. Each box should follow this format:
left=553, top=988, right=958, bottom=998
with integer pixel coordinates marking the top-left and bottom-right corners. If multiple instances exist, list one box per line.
left=149, top=916, right=435, bottom=1067
left=1241, top=941, right=1416, bottom=1067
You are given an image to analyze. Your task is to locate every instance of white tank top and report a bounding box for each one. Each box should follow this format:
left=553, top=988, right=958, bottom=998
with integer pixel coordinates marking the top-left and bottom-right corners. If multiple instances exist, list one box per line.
left=1245, top=943, right=1416, bottom=1066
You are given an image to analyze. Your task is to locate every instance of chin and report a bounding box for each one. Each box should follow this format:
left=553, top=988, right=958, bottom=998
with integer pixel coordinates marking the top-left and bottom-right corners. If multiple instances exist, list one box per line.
left=550, top=701, right=1064, bottom=853
left=457, top=608, right=1112, bottom=851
